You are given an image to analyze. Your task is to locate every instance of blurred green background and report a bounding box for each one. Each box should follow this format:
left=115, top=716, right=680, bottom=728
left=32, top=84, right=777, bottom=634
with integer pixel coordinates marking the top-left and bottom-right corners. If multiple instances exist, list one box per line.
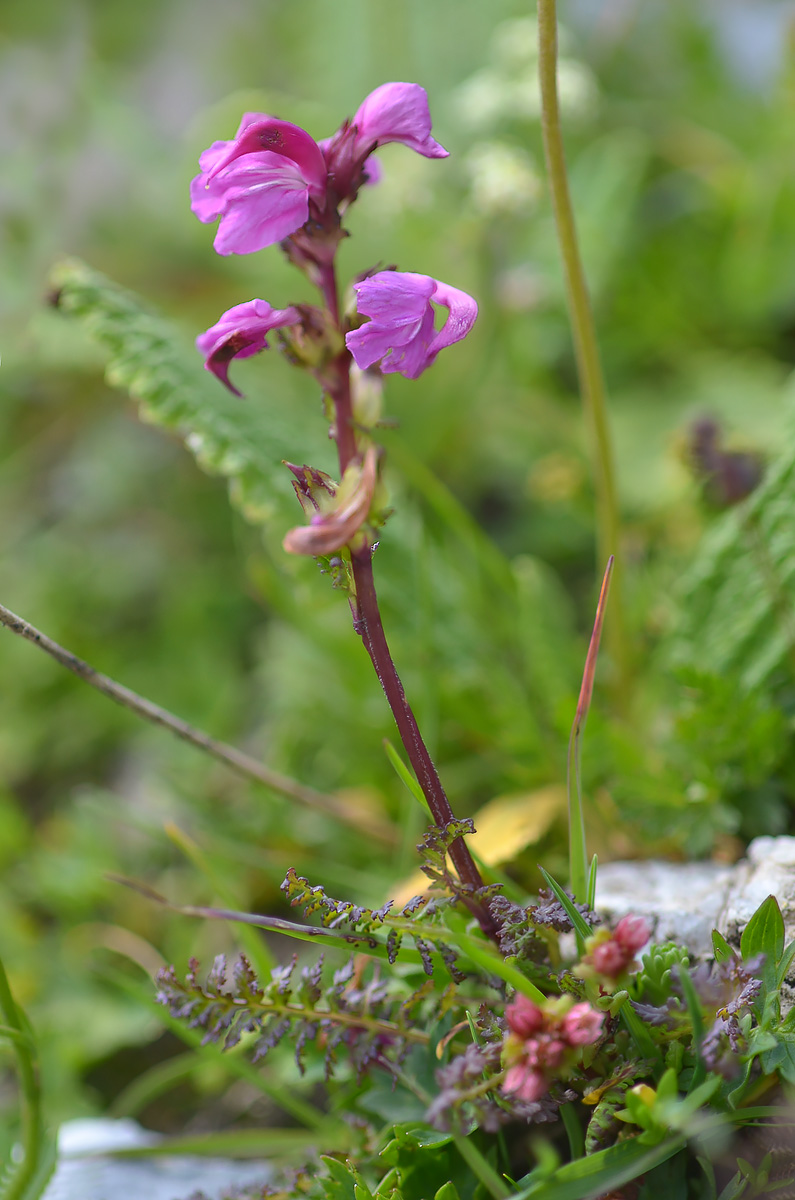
left=3, top=0, right=795, bottom=1145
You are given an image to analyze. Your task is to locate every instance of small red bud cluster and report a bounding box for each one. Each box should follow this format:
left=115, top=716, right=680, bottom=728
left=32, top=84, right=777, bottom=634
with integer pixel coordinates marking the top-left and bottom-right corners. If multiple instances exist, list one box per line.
left=578, top=914, right=651, bottom=987
left=502, top=994, right=603, bottom=1104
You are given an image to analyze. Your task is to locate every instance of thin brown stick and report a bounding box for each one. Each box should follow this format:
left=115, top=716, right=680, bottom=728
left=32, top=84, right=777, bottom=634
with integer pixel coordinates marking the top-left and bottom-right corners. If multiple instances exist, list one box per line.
left=0, top=601, right=392, bottom=842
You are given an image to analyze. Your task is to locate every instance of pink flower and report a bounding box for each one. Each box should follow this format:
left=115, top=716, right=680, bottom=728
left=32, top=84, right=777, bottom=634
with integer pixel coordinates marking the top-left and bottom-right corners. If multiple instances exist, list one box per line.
left=505, top=995, right=545, bottom=1040
left=321, top=83, right=447, bottom=202
left=346, top=271, right=478, bottom=380
left=351, top=82, right=448, bottom=159
left=502, top=996, right=603, bottom=1106
left=561, top=1002, right=604, bottom=1046
left=581, top=914, right=652, bottom=982
left=196, top=299, right=300, bottom=396
left=190, top=114, right=327, bottom=255
left=590, top=940, right=628, bottom=978
left=614, top=915, right=651, bottom=955
left=503, top=1062, right=549, bottom=1103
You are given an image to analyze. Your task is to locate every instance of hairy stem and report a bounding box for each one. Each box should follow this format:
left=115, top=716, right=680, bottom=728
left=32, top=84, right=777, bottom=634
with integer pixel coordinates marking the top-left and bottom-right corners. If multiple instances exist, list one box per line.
left=0, top=602, right=390, bottom=840
left=536, top=0, right=628, bottom=690
left=350, top=548, right=491, bottom=911
left=317, top=262, right=495, bottom=936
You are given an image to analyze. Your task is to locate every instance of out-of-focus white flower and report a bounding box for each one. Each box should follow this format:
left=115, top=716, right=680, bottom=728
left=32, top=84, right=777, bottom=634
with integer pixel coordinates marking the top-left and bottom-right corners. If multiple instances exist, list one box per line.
left=454, top=16, right=599, bottom=132
left=464, top=141, right=542, bottom=216
left=453, top=69, right=512, bottom=132
left=491, top=17, right=540, bottom=70
left=495, top=264, right=549, bottom=313
left=556, top=58, right=599, bottom=119
left=494, top=265, right=552, bottom=314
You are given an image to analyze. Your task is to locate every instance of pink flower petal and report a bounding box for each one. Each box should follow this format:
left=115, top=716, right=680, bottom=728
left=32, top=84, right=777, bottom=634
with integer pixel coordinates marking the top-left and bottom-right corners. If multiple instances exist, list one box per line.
left=346, top=271, right=477, bottom=380
left=427, top=280, right=479, bottom=357
left=353, top=83, right=448, bottom=159
left=206, top=115, right=327, bottom=201
left=196, top=299, right=300, bottom=395
left=503, top=1063, right=549, bottom=1103
left=506, top=995, right=546, bottom=1039
left=191, top=116, right=327, bottom=255
left=614, top=915, right=652, bottom=954
left=591, top=940, right=627, bottom=978
left=562, top=1003, right=604, bottom=1046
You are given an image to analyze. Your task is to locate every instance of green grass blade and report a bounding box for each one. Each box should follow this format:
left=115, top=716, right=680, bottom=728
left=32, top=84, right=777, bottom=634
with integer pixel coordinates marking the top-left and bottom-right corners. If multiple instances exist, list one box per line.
left=513, top=1134, right=685, bottom=1200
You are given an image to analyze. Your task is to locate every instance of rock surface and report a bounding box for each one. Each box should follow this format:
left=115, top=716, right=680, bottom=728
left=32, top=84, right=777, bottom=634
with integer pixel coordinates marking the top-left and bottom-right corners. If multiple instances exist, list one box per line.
left=595, top=858, right=735, bottom=958
left=596, top=836, right=795, bottom=1009
left=42, top=1118, right=272, bottom=1200
left=40, top=839, right=795, bottom=1197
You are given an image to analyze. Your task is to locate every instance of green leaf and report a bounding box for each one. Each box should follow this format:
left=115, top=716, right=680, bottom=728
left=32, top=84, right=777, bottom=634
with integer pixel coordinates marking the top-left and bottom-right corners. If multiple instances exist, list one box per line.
left=676, top=963, right=706, bottom=1090
left=716, top=1171, right=749, bottom=1200
left=513, top=1134, right=686, bottom=1200
left=586, top=854, right=598, bottom=910
left=669, top=382, right=795, bottom=690
left=319, top=1156, right=358, bottom=1200
left=537, top=867, right=592, bottom=944
left=712, top=929, right=735, bottom=963
left=440, top=911, right=546, bottom=1004
left=434, top=1185, right=462, bottom=1200
left=383, top=740, right=430, bottom=814
left=760, top=1033, right=795, bottom=1084
left=48, top=257, right=327, bottom=531
left=740, top=895, right=785, bottom=967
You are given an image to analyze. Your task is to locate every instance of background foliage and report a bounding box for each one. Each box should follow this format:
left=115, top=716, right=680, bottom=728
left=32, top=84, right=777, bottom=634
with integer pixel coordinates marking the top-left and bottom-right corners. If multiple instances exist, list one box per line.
left=2, top=0, right=795, bottom=1155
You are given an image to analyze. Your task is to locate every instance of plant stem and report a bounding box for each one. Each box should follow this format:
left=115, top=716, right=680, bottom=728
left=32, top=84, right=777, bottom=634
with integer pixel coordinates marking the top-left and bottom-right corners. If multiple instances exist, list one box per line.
left=536, top=0, right=628, bottom=690
left=350, top=548, right=492, bottom=913
left=317, top=262, right=496, bottom=937
left=0, top=602, right=389, bottom=839
left=567, top=556, right=613, bottom=903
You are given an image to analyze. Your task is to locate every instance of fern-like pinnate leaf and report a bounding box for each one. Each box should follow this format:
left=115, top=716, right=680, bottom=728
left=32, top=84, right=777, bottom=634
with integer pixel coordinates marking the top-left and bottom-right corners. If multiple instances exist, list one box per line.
left=280, top=867, right=468, bottom=980
left=156, top=954, right=432, bottom=1080
left=48, top=257, right=327, bottom=528
left=670, top=389, right=795, bottom=690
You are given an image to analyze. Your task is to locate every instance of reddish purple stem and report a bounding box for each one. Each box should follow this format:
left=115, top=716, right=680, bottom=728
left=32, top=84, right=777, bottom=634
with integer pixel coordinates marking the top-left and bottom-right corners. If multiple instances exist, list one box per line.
left=316, top=263, right=495, bottom=938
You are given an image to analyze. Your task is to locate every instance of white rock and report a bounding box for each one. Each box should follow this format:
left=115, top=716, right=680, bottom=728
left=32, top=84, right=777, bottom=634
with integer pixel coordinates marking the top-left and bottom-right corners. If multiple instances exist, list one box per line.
left=595, top=859, right=735, bottom=958
left=718, top=836, right=795, bottom=945
left=43, top=1118, right=272, bottom=1200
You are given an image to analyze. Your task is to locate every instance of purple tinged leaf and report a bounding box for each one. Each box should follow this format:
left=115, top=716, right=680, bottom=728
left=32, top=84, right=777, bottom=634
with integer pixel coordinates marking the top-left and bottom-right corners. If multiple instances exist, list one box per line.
left=415, top=937, right=434, bottom=977
left=386, top=929, right=402, bottom=965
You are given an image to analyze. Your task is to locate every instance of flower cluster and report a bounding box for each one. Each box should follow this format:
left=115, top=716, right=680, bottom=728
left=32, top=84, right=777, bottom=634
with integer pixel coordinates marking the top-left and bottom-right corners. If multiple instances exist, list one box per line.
left=192, top=82, right=477, bottom=400
left=191, top=82, right=478, bottom=559
left=576, top=914, right=651, bottom=988
left=502, top=993, right=603, bottom=1103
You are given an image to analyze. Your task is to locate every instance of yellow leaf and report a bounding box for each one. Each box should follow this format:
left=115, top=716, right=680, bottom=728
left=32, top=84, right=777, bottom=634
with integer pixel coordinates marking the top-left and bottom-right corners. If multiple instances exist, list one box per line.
left=389, top=785, right=564, bottom=907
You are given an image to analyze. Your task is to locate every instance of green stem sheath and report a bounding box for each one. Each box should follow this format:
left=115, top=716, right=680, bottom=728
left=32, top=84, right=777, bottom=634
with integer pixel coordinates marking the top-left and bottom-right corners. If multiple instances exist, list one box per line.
left=536, top=0, right=628, bottom=689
